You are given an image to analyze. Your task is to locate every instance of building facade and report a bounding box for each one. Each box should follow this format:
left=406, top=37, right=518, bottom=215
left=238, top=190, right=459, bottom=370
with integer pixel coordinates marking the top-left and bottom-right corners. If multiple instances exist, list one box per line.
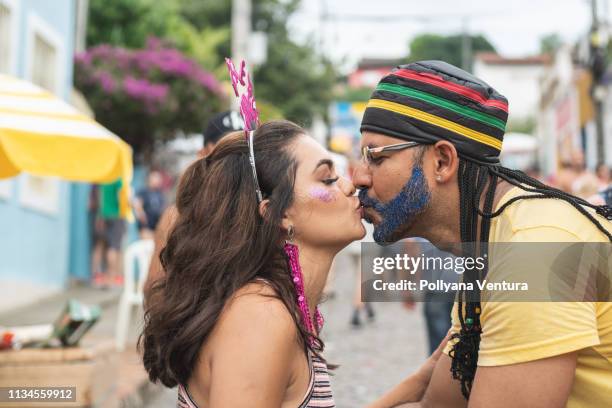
left=0, top=0, right=91, bottom=311
left=473, top=52, right=550, bottom=126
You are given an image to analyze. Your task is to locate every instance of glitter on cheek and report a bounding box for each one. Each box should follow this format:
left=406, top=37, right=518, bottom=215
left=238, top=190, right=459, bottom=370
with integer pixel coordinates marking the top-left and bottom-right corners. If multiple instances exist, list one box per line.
left=309, top=187, right=335, bottom=203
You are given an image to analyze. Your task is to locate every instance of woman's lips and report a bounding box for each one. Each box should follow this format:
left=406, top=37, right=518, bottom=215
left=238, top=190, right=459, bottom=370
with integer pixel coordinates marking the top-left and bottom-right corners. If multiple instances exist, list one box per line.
left=361, top=206, right=372, bottom=222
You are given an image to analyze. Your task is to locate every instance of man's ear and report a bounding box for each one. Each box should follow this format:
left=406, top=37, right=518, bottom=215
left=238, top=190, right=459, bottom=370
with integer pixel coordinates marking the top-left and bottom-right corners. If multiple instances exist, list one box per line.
left=432, top=140, right=459, bottom=183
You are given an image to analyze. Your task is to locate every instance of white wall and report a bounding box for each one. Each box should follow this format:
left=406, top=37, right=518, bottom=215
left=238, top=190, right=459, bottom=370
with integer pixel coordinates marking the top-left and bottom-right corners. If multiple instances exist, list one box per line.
left=474, top=61, right=546, bottom=123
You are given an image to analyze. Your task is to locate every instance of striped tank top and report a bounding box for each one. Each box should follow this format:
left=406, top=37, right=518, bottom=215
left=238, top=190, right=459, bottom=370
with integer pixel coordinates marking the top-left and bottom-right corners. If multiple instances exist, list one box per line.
left=177, top=352, right=334, bottom=408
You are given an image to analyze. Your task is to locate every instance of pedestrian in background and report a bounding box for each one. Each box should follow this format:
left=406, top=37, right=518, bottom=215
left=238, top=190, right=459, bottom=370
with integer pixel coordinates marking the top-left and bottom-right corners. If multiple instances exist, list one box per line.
left=595, top=162, right=610, bottom=189
left=91, top=178, right=126, bottom=288
left=134, top=170, right=167, bottom=239
left=419, top=241, right=457, bottom=354
left=587, top=162, right=612, bottom=206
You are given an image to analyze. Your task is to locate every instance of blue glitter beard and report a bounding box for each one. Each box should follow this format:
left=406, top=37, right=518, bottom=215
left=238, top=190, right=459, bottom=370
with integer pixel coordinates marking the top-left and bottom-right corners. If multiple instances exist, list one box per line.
left=358, top=166, right=431, bottom=244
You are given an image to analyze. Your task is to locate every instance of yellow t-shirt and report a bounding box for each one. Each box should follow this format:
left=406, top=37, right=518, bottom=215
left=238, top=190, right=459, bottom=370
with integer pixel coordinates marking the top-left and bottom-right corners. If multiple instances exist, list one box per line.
left=445, top=187, right=612, bottom=407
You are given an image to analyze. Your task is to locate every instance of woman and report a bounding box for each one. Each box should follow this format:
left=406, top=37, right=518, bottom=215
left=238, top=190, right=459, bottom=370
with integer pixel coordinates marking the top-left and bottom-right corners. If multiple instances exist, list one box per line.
left=141, top=120, right=365, bottom=407
left=141, top=120, right=444, bottom=407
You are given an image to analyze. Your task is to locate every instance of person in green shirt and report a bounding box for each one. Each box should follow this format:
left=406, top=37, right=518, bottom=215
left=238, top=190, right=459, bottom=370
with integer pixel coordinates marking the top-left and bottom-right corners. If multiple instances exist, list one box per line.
left=91, top=179, right=125, bottom=287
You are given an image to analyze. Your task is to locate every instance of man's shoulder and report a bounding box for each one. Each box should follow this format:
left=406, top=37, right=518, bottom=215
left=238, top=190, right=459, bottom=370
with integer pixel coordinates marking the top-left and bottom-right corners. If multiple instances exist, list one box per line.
left=494, top=187, right=612, bottom=242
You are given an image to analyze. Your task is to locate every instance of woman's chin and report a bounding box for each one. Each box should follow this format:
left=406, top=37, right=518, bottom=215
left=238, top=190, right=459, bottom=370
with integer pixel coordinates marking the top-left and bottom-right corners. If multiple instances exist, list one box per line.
left=326, top=227, right=365, bottom=252
left=356, top=222, right=367, bottom=239
left=344, top=222, right=367, bottom=244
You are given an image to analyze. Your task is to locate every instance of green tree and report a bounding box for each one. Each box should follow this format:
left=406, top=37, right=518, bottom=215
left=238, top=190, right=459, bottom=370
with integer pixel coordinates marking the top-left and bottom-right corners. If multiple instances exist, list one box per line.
left=407, top=33, right=496, bottom=70
left=87, top=0, right=228, bottom=75
left=335, top=86, right=374, bottom=103
left=86, top=0, right=179, bottom=48
left=176, top=0, right=336, bottom=126
left=167, top=22, right=230, bottom=76
left=540, top=33, right=562, bottom=55
left=251, top=0, right=336, bottom=126
left=86, top=0, right=337, bottom=127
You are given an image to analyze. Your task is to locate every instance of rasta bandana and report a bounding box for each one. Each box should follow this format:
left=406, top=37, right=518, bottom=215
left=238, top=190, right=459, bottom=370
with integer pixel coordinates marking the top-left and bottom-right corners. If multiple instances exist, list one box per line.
left=360, top=60, right=509, bottom=164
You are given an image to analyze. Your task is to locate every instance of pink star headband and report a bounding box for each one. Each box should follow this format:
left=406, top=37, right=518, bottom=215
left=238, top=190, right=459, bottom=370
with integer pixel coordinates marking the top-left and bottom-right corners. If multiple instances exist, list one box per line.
left=226, top=58, right=260, bottom=133
left=225, top=58, right=263, bottom=203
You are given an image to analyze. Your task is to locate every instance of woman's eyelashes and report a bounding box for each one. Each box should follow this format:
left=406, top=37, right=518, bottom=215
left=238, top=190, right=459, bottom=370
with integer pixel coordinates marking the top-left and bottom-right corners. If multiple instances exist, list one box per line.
left=322, top=176, right=339, bottom=185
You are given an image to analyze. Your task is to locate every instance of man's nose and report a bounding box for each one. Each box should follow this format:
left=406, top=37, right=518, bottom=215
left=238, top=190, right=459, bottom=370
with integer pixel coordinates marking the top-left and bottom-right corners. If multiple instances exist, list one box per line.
left=352, top=161, right=372, bottom=190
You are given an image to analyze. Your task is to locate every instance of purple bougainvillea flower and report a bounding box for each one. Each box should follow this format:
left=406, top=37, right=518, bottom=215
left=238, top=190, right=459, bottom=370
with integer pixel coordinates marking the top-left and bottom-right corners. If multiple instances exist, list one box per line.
left=123, top=76, right=168, bottom=102
left=73, top=38, right=224, bottom=148
left=95, top=71, right=116, bottom=93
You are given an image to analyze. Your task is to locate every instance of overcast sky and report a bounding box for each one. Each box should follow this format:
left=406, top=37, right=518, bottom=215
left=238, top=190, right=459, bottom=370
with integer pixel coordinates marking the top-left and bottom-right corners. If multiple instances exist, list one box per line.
left=289, top=0, right=610, bottom=72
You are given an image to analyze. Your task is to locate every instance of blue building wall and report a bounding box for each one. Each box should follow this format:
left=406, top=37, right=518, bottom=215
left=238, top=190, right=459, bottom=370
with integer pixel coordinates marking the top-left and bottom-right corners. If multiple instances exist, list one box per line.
left=0, top=0, right=78, bottom=292
left=15, top=0, right=75, bottom=101
left=68, top=183, right=92, bottom=281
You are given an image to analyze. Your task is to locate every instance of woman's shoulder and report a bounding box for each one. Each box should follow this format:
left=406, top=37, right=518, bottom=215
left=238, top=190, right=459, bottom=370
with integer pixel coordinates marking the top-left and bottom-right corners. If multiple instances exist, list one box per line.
left=214, top=281, right=298, bottom=342
left=203, top=280, right=301, bottom=381
left=229, top=280, right=287, bottom=310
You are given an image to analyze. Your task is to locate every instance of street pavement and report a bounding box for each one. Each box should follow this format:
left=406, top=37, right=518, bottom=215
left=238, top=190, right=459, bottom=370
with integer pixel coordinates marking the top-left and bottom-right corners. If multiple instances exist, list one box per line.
left=148, top=249, right=430, bottom=408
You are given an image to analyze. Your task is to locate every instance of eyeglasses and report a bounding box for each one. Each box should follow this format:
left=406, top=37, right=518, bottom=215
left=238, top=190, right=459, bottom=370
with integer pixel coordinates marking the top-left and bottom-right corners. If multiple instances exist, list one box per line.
left=361, top=141, right=421, bottom=166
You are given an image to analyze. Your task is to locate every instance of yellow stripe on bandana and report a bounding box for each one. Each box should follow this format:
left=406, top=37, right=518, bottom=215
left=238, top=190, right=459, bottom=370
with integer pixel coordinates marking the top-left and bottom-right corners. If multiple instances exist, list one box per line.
left=367, top=99, right=503, bottom=151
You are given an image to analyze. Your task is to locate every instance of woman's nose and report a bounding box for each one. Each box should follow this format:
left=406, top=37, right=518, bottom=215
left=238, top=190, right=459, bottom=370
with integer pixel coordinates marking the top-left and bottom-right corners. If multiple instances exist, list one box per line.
left=339, top=176, right=356, bottom=196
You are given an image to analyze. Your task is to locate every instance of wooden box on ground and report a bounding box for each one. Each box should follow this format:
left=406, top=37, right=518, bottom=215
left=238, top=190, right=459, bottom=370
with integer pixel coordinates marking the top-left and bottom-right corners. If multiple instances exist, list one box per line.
left=0, top=339, right=119, bottom=408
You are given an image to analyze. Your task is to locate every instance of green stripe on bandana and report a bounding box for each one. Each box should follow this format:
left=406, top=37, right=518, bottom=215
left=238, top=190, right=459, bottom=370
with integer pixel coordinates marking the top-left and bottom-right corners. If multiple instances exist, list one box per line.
left=377, top=82, right=507, bottom=132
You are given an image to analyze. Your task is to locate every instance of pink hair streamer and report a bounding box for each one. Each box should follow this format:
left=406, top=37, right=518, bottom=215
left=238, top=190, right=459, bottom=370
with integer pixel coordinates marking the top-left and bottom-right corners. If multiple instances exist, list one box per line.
left=284, top=242, right=324, bottom=347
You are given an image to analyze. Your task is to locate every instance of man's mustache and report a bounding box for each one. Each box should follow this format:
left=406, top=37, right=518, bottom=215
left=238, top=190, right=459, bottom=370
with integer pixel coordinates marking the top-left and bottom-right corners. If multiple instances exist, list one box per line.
left=358, top=189, right=385, bottom=213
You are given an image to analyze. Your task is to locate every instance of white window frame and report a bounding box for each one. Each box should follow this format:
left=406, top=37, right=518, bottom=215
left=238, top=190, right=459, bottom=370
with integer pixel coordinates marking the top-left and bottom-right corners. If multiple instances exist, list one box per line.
left=0, top=0, right=20, bottom=75
left=25, top=11, right=66, bottom=96
left=18, top=12, right=66, bottom=215
left=18, top=174, right=60, bottom=215
left=0, top=179, right=13, bottom=200
left=0, top=0, right=19, bottom=200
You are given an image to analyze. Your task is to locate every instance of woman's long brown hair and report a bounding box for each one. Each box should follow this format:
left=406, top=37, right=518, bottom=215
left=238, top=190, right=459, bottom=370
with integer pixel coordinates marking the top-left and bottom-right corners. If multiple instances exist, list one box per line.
left=139, top=120, right=321, bottom=387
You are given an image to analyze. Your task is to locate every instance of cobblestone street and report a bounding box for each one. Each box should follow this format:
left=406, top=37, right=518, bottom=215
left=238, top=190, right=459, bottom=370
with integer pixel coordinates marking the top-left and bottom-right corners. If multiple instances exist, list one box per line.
left=317, top=251, right=429, bottom=407
left=148, top=249, right=430, bottom=408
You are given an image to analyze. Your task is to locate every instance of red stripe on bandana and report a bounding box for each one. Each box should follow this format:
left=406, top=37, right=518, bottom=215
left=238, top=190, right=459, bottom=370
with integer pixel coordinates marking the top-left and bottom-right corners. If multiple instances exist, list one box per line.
left=392, top=69, right=509, bottom=113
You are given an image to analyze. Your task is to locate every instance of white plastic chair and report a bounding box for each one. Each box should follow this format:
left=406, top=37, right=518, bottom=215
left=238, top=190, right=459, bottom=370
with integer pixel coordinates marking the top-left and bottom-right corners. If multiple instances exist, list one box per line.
left=115, top=239, right=154, bottom=351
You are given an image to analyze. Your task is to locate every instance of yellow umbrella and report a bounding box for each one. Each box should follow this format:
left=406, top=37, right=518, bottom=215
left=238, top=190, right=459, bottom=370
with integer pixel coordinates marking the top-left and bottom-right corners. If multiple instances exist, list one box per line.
left=0, top=74, right=133, bottom=219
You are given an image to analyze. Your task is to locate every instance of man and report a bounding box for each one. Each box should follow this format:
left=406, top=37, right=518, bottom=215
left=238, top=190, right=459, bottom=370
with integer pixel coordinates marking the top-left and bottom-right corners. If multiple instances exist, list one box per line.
left=134, top=170, right=166, bottom=239
left=595, top=162, right=610, bottom=189
left=91, top=178, right=126, bottom=287
left=355, top=61, right=612, bottom=407
left=144, top=111, right=243, bottom=299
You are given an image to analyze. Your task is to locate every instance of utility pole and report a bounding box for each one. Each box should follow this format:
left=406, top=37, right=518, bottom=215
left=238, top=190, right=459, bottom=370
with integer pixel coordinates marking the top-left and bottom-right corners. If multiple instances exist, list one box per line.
left=461, top=17, right=472, bottom=72
left=319, top=0, right=327, bottom=55
left=75, top=0, right=89, bottom=53
left=590, top=0, right=607, bottom=164
left=231, top=0, right=252, bottom=109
